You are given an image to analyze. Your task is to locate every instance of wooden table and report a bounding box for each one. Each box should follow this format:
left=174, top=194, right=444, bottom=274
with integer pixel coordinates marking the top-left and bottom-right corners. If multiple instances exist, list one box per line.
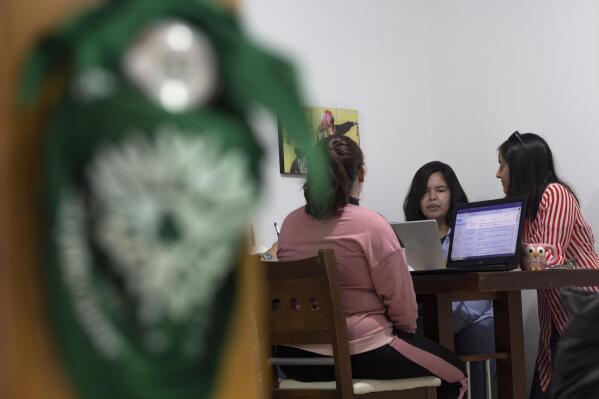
left=412, top=268, right=599, bottom=399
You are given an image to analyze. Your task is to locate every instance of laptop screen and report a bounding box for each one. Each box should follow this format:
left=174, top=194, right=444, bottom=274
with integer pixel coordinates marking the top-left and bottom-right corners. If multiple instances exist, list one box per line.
left=450, top=200, right=524, bottom=263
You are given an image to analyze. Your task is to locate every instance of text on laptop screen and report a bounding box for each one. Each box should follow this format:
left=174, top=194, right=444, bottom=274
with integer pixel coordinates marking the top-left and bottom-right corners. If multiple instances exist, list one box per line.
left=450, top=203, right=523, bottom=261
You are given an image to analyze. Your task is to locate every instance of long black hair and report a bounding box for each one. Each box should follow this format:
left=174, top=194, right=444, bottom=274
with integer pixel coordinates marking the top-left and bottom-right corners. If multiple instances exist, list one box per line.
left=403, top=161, right=468, bottom=227
left=304, top=136, right=363, bottom=219
left=498, top=131, right=576, bottom=221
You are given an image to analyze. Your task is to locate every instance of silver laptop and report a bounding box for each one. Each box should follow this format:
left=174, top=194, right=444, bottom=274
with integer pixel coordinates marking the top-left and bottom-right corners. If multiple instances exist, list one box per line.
left=390, top=220, right=446, bottom=272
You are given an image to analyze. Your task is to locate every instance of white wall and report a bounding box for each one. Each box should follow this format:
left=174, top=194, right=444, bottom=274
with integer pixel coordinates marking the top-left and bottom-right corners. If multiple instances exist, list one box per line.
left=241, top=0, right=599, bottom=392
left=240, top=0, right=435, bottom=248
left=430, top=0, right=599, bottom=212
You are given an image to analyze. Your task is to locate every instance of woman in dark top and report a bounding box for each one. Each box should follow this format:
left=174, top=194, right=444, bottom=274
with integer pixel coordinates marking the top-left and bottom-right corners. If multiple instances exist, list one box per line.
left=404, top=161, right=495, bottom=399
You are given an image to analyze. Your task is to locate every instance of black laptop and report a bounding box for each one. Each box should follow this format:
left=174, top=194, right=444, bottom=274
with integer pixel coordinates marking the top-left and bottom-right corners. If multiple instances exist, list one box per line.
left=411, top=197, right=526, bottom=274
left=445, top=197, right=526, bottom=272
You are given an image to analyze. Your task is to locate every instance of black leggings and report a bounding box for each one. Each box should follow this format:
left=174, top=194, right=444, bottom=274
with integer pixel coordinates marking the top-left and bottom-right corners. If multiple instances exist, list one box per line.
left=275, top=330, right=466, bottom=399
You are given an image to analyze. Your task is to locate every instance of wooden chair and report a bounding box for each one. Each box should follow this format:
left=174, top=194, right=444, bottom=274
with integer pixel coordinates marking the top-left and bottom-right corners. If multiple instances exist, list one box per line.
left=263, top=249, right=441, bottom=399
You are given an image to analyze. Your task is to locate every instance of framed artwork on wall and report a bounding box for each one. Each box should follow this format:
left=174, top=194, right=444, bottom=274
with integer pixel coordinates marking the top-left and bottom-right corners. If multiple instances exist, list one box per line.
left=278, top=106, right=359, bottom=175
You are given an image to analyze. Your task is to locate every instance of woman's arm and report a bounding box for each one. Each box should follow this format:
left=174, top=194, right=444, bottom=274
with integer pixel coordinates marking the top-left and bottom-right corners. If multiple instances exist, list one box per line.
left=369, top=247, right=418, bottom=333
left=362, top=217, right=418, bottom=333
left=534, top=184, right=577, bottom=266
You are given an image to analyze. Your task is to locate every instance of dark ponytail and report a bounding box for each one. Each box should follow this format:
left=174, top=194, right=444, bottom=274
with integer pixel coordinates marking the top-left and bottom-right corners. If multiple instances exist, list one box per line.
left=304, top=136, right=363, bottom=219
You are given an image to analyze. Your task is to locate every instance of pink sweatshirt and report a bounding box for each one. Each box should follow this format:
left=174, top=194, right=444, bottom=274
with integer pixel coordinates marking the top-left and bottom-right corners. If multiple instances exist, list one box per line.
left=277, top=204, right=418, bottom=355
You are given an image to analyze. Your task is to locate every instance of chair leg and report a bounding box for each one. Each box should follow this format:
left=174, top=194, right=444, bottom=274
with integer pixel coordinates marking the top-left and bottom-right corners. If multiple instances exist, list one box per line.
left=484, top=359, right=493, bottom=399
left=426, top=386, right=437, bottom=399
left=465, top=361, right=471, bottom=399
left=271, top=366, right=280, bottom=389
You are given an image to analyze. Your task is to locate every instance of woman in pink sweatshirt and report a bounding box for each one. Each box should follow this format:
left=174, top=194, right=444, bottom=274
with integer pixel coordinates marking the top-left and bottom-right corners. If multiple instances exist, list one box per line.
left=276, top=136, right=467, bottom=399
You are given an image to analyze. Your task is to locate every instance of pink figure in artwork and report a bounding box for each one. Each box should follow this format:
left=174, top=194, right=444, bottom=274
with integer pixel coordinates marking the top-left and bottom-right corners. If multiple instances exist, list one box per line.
left=317, top=110, right=358, bottom=140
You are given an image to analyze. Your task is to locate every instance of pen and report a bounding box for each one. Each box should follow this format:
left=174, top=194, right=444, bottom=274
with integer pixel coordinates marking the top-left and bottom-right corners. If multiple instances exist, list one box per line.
left=250, top=224, right=256, bottom=246
left=274, top=222, right=280, bottom=237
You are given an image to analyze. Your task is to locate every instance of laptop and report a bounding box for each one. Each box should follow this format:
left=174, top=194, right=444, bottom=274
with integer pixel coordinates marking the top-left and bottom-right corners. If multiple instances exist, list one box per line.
left=446, top=197, right=526, bottom=272
left=390, top=220, right=447, bottom=272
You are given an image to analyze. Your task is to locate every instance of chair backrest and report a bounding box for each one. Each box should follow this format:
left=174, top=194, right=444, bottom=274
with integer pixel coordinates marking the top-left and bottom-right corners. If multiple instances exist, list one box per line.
left=263, top=249, right=354, bottom=399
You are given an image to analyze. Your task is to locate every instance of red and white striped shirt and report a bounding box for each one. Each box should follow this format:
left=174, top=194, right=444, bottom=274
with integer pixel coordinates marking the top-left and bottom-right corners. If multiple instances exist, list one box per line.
left=522, top=183, right=599, bottom=391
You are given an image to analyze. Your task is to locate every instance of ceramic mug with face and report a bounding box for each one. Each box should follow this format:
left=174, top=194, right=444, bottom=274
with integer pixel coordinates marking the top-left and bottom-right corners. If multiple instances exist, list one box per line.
left=520, top=243, right=557, bottom=271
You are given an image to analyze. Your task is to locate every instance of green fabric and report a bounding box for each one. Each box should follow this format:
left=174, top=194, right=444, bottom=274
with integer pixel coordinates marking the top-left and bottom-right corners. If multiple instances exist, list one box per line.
left=21, top=1, right=327, bottom=398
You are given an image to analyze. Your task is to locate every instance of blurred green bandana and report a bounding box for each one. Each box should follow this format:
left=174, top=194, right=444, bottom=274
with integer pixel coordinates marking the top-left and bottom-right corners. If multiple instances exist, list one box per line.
left=20, top=1, right=326, bottom=398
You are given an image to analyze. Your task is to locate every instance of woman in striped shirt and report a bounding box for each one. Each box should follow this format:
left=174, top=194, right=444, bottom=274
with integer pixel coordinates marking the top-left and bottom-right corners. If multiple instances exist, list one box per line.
left=497, top=131, right=599, bottom=399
